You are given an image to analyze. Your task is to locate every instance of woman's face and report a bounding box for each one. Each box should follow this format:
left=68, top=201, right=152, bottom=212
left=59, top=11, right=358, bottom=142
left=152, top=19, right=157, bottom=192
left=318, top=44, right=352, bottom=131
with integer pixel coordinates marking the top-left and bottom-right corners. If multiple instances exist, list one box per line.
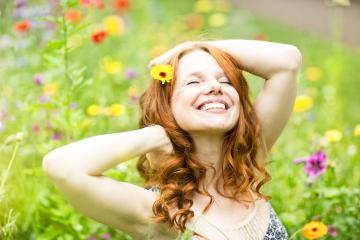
left=171, top=50, right=240, bottom=134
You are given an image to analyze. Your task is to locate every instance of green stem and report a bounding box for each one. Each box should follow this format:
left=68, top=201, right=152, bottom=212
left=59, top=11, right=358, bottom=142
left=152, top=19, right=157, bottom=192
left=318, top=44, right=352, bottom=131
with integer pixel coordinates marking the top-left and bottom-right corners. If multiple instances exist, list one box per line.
left=289, top=227, right=303, bottom=239
left=0, top=141, right=20, bottom=196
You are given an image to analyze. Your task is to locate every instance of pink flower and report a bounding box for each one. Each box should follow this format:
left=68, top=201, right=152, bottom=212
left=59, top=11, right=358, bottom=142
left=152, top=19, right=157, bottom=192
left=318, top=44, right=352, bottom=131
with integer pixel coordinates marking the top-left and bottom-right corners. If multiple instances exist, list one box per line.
left=327, top=224, right=337, bottom=237
left=101, top=233, right=111, bottom=239
left=304, top=150, right=327, bottom=177
left=32, top=124, right=40, bottom=134
left=51, top=131, right=62, bottom=141
left=34, top=73, right=43, bottom=85
left=126, top=69, right=137, bottom=79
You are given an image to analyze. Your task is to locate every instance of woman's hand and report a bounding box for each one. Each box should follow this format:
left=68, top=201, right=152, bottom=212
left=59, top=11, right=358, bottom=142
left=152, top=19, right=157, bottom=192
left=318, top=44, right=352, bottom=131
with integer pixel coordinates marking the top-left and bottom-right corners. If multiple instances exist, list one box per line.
left=146, top=125, right=174, bottom=170
left=147, top=41, right=200, bottom=70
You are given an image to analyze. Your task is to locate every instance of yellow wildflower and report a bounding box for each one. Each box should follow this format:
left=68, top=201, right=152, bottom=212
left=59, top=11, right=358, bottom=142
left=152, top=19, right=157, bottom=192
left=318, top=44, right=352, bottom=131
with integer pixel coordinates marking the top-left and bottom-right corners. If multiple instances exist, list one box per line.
left=86, top=104, right=102, bottom=116
left=194, top=0, right=214, bottom=13
left=150, top=64, right=173, bottom=84
left=43, top=83, right=58, bottom=95
left=209, top=13, right=227, bottom=27
left=353, top=124, right=360, bottom=137
left=105, top=104, right=126, bottom=116
left=293, top=95, right=313, bottom=112
left=305, top=67, right=322, bottom=81
left=333, top=0, right=350, bottom=7
left=303, top=221, right=328, bottom=239
left=325, top=129, right=343, bottom=143
left=103, top=15, right=124, bottom=35
left=100, top=56, right=122, bottom=74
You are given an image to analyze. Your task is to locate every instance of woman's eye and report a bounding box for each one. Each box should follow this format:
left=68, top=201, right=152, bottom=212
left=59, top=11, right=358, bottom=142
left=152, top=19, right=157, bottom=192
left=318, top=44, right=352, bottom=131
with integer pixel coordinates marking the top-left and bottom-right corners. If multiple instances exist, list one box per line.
left=221, top=81, right=233, bottom=85
left=187, top=81, right=200, bottom=85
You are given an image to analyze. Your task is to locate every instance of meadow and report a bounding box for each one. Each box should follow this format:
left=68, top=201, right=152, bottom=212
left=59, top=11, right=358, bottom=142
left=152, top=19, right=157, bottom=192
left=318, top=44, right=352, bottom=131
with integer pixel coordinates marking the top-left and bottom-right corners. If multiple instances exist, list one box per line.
left=0, top=0, right=359, bottom=239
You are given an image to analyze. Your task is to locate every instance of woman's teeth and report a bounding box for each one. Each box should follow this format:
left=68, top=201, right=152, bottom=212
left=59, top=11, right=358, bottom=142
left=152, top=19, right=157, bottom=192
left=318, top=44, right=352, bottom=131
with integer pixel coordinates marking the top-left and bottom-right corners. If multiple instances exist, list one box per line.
left=199, top=102, right=226, bottom=111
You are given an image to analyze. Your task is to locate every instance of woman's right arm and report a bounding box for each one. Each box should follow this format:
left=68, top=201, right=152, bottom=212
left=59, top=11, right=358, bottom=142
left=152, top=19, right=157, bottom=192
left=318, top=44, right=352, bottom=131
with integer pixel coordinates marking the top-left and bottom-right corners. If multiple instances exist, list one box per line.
left=42, top=125, right=179, bottom=239
left=43, top=124, right=170, bottom=180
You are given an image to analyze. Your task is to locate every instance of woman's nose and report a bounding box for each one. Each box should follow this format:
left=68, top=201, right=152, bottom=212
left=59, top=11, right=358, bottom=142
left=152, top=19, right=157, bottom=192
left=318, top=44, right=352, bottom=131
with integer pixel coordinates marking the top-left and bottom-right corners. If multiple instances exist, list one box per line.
left=207, top=80, right=222, bottom=94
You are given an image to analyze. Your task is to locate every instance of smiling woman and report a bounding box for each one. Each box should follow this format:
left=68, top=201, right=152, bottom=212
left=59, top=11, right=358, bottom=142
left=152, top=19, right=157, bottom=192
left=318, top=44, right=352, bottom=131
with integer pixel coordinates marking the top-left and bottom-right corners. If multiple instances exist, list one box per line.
left=43, top=39, right=300, bottom=240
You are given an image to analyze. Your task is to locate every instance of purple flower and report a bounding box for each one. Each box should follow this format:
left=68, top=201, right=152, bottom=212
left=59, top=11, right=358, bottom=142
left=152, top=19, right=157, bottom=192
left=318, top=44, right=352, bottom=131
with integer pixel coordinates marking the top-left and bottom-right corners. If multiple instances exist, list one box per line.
left=86, top=236, right=96, bottom=240
left=39, top=94, right=50, bottom=104
left=34, top=74, right=43, bottom=85
left=51, top=131, right=62, bottom=141
left=126, top=69, right=137, bottom=79
left=15, top=0, right=27, bottom=8
left=70, top=102, right=78, bottom=109
left=101, top=233, right=111, bottom=240
left=304, top=150, right=327, bottom=177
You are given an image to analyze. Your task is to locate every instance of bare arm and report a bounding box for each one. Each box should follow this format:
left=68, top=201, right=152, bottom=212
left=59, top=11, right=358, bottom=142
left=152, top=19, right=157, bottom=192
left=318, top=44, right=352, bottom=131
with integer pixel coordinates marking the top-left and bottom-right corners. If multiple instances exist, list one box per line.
left=202, top=39, right=302, bottom=152
left=42, top=125, right=178, bottom=239
left=42, top=125, right=170, bottom=177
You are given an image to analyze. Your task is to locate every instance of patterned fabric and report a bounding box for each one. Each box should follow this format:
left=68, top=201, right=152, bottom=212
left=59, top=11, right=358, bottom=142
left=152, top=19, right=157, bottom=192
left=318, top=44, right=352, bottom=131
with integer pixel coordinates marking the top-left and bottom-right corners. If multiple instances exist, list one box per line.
left=149, top=186, right=288, bottom=240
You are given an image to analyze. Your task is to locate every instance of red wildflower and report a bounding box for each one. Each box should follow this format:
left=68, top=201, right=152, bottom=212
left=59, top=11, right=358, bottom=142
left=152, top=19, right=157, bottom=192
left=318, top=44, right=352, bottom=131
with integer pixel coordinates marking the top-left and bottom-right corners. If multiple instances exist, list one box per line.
left=80, top=0, right=104, bottom=8
left=113, top=0, right=130, bottom=11
left=13, top=20, right=31, bottom=33
left=91, top=31, right=108, bottom=44
left=65, top=9, right=81, bottom=23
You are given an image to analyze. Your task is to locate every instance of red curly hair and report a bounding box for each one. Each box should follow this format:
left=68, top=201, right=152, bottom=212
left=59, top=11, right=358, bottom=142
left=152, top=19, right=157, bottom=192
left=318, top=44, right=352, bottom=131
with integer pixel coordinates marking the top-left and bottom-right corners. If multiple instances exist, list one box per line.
left=136, top=43, right=272, bottom=239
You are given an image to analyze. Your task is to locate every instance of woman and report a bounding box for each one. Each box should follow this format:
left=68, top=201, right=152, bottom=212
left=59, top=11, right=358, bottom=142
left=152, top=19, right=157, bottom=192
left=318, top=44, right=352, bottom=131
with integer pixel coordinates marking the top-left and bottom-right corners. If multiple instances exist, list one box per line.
left=43, top=39, right=301, bottom=240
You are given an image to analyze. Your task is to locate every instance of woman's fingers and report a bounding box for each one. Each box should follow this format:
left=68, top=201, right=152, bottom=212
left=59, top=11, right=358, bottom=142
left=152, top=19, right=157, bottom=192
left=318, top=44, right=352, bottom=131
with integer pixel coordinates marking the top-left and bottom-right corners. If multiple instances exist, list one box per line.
left=147, top=41, right=195, bottom=70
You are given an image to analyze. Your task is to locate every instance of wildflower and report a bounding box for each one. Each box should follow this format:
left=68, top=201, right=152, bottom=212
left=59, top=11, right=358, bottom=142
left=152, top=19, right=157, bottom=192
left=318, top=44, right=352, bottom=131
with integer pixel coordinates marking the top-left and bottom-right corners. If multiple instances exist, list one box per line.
left=105, top=104, right=126, bottom=116
left=70, top=102, right=78, bottom=109
left=32, top=124, right=40, bottom=134
left=86, top=104, right=102, bottom=116
left=126, top=68, right=137, bottom=79
left=303, top=221, right=328, bottom=239
left=80, top=0, right=104, bottom=8
left=293, top=95, right=313, bottom=112
left=43, top=83, right=58, bottom=95
left=65, top=9, right=82, bottom=23
left=52, top=132, right=62, bottom=141
left=254, top=33, right=267, bottom=41
left=325, top=129, right=342, bottom=143
left=101, top=233, right=111, bottom=240
left=100, top=56, right=122, bottom=74
left=34, top=73, right=43, bottom=85
left=103, top=15, right=124, bottom=35
left=354, top=124, right=360, bottom=137
left=113, top=0, right=130, bottom=11
left=150, top=65, right=173, bottom=84
left=13, top=20, right=31, bottom=32
left=209, top=13, right=227, bottom=27
left=91, top=31, right=108, bottom=45
left=184, top=14, right=204, bottom=29
left=194, top=0, right=214, bottom=13
left=327, top=224, right=337, bottom=237
left=15, top=0, right=26, bottom=8
left=39, top=95, right=51, bottom=104
left=332, top=0, right=350, bottom=7
left=304, top=150, right=327, bottom=177
left=305, top=67, right=322, bottom=81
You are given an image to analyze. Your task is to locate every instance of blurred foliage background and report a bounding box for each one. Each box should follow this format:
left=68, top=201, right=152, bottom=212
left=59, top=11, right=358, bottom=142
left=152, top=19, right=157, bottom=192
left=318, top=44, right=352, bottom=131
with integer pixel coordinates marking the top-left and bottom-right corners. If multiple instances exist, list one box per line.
left=0, top=0, right=359, bottom=239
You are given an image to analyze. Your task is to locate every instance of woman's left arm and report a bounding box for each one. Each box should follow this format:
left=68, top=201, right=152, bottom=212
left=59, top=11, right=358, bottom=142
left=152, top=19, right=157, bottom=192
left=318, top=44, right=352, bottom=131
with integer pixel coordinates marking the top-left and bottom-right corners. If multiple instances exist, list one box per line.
left=207, top=39, right=302, bottom=153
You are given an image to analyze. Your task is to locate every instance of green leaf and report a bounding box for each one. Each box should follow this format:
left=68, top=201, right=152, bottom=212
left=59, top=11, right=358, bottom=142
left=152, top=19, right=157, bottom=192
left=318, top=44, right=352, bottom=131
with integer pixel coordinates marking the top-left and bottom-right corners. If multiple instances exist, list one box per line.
left=48, top=40, right=64, bottom=50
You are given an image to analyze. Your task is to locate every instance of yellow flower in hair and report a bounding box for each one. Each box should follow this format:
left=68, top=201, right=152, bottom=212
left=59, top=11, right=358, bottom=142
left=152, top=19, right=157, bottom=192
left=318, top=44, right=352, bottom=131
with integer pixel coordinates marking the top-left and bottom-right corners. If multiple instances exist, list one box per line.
left=303, top=221, right=328, bottom=239
left=150, top=64, right=173, bottom=84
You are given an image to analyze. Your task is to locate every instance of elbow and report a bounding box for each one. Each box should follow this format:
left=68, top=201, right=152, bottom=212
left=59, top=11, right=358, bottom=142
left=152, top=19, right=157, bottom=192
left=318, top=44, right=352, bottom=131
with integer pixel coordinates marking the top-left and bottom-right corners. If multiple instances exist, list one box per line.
left=285, top=45, right=302, bottom=72
left=42, top=152, right=69, bottom=182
